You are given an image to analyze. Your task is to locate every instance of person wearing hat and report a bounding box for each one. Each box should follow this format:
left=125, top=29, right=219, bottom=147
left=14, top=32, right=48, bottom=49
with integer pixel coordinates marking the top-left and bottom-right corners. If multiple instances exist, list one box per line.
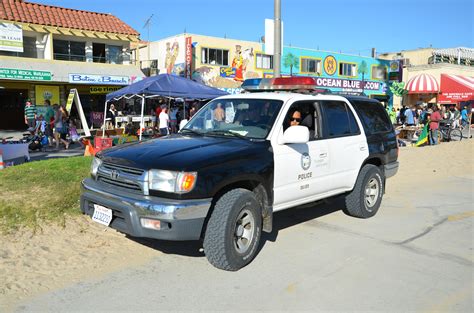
left=24, top=100, right=37, bottom=129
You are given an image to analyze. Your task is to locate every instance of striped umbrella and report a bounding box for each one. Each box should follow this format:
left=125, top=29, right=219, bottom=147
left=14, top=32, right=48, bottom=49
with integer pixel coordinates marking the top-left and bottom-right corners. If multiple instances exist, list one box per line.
left=405, top=73, right=439, bottom=94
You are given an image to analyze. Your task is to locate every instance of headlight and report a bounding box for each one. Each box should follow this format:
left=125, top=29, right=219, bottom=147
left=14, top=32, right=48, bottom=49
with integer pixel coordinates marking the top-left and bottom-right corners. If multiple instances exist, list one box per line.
left=148, top=169, right=197, bottom=193
left=91, top=157, right=102, bottom=178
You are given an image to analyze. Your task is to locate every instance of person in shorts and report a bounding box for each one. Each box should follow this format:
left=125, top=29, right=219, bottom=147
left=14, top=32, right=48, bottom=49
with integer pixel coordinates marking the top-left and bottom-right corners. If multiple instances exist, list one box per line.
left=24, top=100, right=37, bottom=129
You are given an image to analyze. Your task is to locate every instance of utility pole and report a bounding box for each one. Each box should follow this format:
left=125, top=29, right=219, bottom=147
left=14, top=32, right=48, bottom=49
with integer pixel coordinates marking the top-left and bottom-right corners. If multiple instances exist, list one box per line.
left=274, top=0, right=281, bottom=77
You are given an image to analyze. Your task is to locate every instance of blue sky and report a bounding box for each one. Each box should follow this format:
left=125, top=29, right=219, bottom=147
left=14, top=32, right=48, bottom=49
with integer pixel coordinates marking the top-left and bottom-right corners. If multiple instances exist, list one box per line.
left=33, top=0, right=473, bottom=56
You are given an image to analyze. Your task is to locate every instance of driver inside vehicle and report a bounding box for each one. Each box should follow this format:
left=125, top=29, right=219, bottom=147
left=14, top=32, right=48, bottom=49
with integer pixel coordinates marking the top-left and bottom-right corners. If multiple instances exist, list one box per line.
left=290, top=110, right=302, bottom=126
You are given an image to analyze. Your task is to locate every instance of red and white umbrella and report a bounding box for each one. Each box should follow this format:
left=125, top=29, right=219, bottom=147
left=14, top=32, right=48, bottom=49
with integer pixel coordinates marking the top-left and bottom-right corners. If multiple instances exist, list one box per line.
left=405, top=73, right=439, bottom=94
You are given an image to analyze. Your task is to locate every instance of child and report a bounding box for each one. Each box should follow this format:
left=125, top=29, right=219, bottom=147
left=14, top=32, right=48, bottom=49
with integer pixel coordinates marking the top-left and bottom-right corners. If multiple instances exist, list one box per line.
left=68, top=120, right=83, bottom=147
left=35, top=115, right=47, bottom=135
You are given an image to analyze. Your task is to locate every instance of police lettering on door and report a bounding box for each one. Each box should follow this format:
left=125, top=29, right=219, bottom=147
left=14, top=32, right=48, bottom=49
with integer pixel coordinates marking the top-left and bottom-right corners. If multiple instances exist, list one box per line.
left=298, top=153, right=312, bottom=190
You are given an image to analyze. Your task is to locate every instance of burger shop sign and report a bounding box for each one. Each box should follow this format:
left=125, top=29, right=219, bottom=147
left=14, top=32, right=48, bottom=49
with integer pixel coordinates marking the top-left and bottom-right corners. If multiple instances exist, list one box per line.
left=69, top=74, right=129, bottom=85
left=314, top=77, right=381, bottom=91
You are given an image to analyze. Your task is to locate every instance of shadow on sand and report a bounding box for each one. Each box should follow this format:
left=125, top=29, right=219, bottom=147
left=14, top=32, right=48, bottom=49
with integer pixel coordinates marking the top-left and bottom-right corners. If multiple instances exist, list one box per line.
left=127, top=196, right=346, bottom=259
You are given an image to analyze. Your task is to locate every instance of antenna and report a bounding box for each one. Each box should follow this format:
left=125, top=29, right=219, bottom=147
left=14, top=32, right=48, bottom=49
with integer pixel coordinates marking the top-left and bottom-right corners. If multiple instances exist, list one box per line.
left=143, top=14, right=154, bottom=42
left=143, top=14, right=154, bottom=68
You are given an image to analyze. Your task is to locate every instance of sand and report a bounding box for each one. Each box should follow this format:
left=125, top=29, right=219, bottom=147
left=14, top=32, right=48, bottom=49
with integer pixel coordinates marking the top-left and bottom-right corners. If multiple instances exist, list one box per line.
left=0, top=139, right=473, bottom=310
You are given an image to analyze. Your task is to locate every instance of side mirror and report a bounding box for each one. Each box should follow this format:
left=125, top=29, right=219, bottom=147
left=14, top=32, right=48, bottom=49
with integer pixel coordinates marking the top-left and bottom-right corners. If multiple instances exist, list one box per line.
left=179, top=119, right=189, bottom=130
left=282, top=126, right=309, bottom=144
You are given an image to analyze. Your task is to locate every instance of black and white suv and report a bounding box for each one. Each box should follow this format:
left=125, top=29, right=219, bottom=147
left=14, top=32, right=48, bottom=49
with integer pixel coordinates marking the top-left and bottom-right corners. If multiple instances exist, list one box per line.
left=81, top=77, right=399, bottom=271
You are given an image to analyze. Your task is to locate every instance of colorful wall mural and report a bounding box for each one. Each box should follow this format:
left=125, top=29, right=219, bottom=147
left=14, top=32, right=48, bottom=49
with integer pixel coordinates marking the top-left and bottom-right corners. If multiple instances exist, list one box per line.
left=144, top=34, right=394, bottom=104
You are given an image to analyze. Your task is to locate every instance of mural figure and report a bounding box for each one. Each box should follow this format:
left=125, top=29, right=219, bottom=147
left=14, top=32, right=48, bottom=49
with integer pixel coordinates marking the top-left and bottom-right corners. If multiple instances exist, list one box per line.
left=231, top=45, right=253, bottom=82
left=165, top=42, right=180, bottom=74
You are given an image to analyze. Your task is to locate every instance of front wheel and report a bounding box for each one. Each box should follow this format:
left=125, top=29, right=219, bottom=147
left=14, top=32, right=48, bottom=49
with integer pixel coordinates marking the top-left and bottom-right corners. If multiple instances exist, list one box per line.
left=449, top=129, right=462, bottom=141
left=344, top=164, right=384, bottom=218
left=203, top=189, right=262, bottom=271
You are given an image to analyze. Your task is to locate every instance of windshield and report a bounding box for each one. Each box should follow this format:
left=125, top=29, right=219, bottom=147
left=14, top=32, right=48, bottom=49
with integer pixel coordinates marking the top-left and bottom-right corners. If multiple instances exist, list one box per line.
left=182, top=99, right=283, bottom=139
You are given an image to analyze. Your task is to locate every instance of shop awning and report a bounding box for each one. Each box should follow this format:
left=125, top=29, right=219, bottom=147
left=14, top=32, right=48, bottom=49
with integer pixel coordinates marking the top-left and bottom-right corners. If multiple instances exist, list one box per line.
left=438, top=74, right=474, bottom=103
left=405, top=73, right=439, bottom=94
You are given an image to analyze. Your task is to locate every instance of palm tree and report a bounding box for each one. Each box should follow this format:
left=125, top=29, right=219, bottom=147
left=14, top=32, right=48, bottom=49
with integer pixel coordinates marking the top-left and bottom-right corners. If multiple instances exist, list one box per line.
left=358, top=60, right=368, bottom=93
left=283, top=53, right=299, bottom=76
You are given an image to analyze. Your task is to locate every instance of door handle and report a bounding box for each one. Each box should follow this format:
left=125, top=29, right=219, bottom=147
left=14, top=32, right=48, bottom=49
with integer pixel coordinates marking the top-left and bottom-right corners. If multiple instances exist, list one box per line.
left=319, top=152, right=327, bottom=158
left=359, top=146, right=367, bottom=151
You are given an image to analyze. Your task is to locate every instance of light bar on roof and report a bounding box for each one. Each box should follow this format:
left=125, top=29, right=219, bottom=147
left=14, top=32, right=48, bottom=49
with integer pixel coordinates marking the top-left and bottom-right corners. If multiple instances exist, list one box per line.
left=241, top=76, right=325, bottom=92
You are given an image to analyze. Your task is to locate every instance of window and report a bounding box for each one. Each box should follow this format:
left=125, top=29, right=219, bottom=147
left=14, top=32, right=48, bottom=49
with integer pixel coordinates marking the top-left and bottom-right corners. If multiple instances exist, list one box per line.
left=256, top=53, right=273, bottom=69
left=0, top=36, right=37, bottom=58
left=93, top=43, right=106, bottom=63
left=371, top=65, right=387, bottom=80
left=350, top=100, right=392, bottom=134
left=53, top=40, right=86, bottom=61
left=93, top=44, right=123, bottom=64
left=201, top=47, right=229, bottom=66
left=286, top=101, right=319, bottom=140
left=321, top=101, right=360, bottom=138
left=339, top=62, right=357, bottom=77
left=301, top=58, right=321, bottom=74
left=107, top=45, right=122, bottom=64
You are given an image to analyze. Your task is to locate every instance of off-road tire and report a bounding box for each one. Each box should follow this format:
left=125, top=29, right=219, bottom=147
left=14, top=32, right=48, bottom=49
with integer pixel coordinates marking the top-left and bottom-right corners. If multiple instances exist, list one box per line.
left=344, top=164, right=384, bottom=218
left=203, top=189, right=262, bottom=271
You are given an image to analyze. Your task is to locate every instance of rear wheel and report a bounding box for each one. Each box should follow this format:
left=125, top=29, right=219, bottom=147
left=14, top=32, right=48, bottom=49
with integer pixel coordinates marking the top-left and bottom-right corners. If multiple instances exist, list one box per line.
left=449, top=129, right=462, bottom=141
left=344, top=165, right=384, bottom=218
left=203, top=189, right=262, bottom=271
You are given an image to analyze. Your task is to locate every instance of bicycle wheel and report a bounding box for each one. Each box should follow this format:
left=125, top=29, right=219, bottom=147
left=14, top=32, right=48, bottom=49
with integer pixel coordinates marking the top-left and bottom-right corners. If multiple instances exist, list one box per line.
left=449, top=129, right=462, bottom=141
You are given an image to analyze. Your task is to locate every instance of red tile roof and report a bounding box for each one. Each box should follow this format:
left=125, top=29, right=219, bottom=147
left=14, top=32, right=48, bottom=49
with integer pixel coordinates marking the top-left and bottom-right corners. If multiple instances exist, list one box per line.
left=0, top=0, right=139, bottom=36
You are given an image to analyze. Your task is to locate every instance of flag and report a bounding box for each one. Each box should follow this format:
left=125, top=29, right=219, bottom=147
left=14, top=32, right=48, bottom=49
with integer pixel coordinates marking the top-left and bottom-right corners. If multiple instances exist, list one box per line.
left=415, top=124, right=429, bottom=146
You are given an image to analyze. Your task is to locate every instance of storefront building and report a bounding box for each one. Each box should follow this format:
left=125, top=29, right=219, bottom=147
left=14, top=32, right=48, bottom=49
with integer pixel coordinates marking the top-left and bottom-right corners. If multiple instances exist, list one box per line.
left=139, top=33, right=393, bottom=105
left=378, top=47, right=474, bottom=108
left=0, top=0, right=145, bottom=129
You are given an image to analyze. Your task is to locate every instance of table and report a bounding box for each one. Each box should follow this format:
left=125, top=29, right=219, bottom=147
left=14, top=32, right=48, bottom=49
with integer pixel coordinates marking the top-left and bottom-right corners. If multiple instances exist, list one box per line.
left=396, top=126, right=421, bottom=141
left=0, top=143, right=30, bottom=163
left=115, top=115, right=154, bottom=128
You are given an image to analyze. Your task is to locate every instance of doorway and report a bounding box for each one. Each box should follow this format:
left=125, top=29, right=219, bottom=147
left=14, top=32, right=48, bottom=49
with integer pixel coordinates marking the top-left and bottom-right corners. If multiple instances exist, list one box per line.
left=0, top=88, right=29, bottom=130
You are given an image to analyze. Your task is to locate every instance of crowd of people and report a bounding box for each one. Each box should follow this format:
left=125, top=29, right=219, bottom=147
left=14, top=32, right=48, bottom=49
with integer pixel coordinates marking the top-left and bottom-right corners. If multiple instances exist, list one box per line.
left=24, top=100, right=81, bottom=150
left=387, top=103, right=472, bottom=146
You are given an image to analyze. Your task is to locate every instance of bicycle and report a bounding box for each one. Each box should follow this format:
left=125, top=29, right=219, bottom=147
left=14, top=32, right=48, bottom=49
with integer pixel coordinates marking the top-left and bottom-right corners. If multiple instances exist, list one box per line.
left=438, top=120, right=462, bottom=142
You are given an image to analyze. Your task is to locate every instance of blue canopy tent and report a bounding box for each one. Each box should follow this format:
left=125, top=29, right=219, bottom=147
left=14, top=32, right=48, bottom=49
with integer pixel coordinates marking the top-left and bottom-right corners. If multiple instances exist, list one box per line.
left=104, top=74, right=229, bottom=140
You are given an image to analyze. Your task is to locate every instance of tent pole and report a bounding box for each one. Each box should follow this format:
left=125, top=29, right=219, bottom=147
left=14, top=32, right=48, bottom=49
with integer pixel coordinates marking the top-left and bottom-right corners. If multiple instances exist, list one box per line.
left=102, top=100, right=108, bottom=138
left=139, top=95, right=145, bottom=141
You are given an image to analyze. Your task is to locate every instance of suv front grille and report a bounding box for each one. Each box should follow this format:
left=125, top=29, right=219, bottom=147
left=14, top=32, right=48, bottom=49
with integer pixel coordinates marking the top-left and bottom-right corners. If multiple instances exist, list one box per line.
left=97, top=162, right=146, bottom=194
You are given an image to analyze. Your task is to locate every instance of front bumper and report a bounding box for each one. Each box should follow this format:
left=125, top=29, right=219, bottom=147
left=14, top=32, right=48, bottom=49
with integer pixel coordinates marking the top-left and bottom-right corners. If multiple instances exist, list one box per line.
left=384, top=161, right=399, bottom=178
left=80, top=178, right=212, bottom=240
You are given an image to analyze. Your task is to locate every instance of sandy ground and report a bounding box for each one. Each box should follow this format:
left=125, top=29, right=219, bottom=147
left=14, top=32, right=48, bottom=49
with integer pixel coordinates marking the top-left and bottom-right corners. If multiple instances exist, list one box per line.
left=0, top=139, right=473, bottom=310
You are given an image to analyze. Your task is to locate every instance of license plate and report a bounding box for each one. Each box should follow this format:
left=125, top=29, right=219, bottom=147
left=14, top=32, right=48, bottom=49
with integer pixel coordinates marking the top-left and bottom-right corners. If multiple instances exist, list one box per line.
left=92, top=204, right=113, bottom=226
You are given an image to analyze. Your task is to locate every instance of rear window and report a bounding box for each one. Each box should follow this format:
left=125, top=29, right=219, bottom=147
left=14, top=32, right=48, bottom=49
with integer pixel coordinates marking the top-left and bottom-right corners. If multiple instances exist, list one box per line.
left=350, top=100, right=392, bottom=134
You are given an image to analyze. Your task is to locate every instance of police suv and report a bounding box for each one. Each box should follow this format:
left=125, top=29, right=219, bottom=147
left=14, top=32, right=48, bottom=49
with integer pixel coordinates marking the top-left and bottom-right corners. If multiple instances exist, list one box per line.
left=81, top=77, right=399, bottom=271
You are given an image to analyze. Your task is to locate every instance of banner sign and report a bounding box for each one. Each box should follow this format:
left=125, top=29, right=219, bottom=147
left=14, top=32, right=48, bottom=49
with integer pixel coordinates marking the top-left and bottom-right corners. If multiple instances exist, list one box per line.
left=35, top=85, right=60, bottom=105
left=0, top=23, right=23, bottom=52
left=69, top=74, right=129, bottom=85
left=0, top=68, right=51, bottom=81
left=220, top=67, right=236, bottom=78
left=314, top=77, right=381, bottom=91
left=90, top=111, right=105, bottom=125
left=185, top=36, right=192, bottom=79
left=66, top=89, right=76, bottom=113
left=90, top=86, right=122, bottom=94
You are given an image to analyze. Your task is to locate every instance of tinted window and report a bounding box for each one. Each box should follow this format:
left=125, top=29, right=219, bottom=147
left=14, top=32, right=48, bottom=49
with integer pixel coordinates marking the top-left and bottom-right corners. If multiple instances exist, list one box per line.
left=321, top=101, right=359, bottom=138
left=351, top=100, right=392, bottom=134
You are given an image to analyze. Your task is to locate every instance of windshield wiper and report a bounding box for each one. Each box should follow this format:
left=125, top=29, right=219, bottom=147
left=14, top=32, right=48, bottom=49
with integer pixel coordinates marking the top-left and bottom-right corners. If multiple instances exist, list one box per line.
left=180, top=128, right=204, bottom=136
left=206, top=130, right=248, bottom=140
